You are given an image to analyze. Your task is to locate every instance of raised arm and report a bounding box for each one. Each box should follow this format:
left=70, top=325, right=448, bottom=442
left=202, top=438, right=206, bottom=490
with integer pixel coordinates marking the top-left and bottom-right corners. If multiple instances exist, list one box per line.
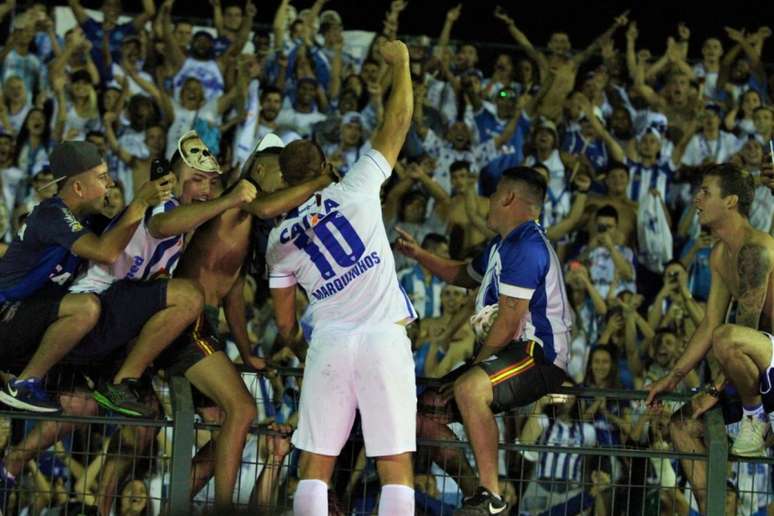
left=272, top=0, right=291, bottom=52
left=437, top=4, right=461, bottom=50
left=370, top=40, right=413, bottom=168
left=147, top=180, right=256, bottom=239
left=132, top=0, right=156, bottom=32
left=211, top=0, right=224, bottom=35
left=67, top=0, right=89, bottom=26
left=394, top=227, right=479, bottom=288
left=220, top=1, right=256, bottom=64
left=72, top=179, right=172, bottom=264
left=243, top=173, right=335, bottom=219
left=123, top=59, right=174, bottom=126
left=160, top=0, right=185, bottom=73
left=579, top=94, right=626, bottom=162
left=102, top=111, right=135, bottom=166
left=493, top=6, right=548, bottom=74
left=572, top=10, right=629, bottom=68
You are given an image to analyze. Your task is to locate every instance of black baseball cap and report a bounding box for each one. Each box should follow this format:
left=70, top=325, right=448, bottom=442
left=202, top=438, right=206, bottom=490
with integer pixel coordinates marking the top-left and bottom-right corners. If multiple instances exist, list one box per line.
left=47, top=141, right=104, bottom=187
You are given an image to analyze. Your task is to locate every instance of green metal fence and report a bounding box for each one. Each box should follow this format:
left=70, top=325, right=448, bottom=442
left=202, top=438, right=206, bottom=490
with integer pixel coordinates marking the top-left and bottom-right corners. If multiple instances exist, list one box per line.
left=0, top=368, right=746, bottom=515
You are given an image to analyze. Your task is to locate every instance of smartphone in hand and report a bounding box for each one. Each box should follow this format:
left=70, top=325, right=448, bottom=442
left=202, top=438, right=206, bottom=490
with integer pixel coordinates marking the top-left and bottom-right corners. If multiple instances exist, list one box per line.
left=150, top=158, right=170, bottom=182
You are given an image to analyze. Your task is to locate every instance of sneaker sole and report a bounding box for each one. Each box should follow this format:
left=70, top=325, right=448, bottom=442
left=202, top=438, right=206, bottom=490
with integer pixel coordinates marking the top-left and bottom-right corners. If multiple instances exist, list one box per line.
left=92, top=391, right=145, bottom=417
left=0, top=390, right=60, bottom=413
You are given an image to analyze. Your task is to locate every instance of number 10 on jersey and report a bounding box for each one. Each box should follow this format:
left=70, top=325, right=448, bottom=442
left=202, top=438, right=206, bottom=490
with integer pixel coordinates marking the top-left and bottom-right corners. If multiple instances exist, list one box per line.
left=293, top=212, right=366, bottom=280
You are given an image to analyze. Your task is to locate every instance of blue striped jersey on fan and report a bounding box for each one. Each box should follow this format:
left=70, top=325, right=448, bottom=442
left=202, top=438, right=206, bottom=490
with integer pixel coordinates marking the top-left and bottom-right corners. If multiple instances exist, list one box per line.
left=70, top=199, right=183, bottom=294
left=467, top=220, right=572, bottom=371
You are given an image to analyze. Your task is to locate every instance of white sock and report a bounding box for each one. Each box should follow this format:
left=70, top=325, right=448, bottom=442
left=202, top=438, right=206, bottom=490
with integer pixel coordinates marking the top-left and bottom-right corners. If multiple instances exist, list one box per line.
left=293, top=479, right=328, bottom=516
left=378, top=484, right=415, bottom=515
left=743, top=403, right=766, bottom=422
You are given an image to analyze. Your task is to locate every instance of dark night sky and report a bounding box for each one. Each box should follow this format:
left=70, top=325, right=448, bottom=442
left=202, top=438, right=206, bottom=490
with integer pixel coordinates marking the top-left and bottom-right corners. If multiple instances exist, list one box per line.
left=66, top=0, right=773, bottom=68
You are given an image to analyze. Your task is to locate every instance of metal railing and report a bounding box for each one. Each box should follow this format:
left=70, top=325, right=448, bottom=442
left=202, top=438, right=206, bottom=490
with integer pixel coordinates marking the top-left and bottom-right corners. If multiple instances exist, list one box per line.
left=0, top=366, right=744, bottom=515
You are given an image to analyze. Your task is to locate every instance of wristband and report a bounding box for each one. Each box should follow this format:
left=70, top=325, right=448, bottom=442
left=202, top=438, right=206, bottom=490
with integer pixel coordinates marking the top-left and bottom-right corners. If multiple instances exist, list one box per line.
left=704, top=384, right=721, bottom=398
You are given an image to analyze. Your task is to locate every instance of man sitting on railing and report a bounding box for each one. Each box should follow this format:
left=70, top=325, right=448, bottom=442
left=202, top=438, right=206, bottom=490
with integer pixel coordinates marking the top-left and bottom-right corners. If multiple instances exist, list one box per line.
left=396, top=166, right=573, bottom=515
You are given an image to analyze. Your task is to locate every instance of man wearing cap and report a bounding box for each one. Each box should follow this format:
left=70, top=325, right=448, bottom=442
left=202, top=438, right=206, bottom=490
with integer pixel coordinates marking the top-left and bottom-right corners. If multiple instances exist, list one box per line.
left=42, top=131, right=254, bottom=417
left=0, top=140, right=170, bottom=412
left=152, top=132, right=337, bottom=512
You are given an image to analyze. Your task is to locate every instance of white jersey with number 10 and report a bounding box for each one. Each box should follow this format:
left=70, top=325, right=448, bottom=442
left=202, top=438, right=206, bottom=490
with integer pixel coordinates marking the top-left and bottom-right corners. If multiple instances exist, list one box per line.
left=266, top=149, right=417, bottom=332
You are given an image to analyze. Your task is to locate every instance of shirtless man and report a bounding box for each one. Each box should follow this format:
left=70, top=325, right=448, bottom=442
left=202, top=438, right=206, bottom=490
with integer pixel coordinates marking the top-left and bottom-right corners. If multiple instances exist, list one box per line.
left=493, top=6, right=629, bottom=120
left=154, top=134, right=336, bottom=513
left=647, top=163, right=774, bottom=458
left=440, top=161, right=492, bottom=256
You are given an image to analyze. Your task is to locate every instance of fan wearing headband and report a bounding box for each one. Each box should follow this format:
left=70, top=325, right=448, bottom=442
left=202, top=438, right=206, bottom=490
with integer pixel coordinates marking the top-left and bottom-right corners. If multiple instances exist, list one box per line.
left=147, top=133, right=337, bottom=513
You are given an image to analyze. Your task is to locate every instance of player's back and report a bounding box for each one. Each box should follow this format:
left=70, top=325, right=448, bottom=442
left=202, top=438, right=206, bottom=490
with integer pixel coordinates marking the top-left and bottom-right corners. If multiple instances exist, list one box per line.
left=267, top=149, right=416, bottom=332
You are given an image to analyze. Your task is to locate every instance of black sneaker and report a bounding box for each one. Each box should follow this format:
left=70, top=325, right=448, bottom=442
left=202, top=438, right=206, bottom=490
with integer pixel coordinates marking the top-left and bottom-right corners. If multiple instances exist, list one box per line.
left=454, top=486, right=510, bottom=515
left=93, top=379, right=153, bottom=418
left=0, top=377, right=60, bottom=412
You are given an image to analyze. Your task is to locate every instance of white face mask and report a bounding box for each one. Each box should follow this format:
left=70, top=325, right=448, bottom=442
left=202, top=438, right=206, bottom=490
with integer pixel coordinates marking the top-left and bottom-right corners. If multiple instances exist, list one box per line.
left=177, top=131, right=220, bottom=174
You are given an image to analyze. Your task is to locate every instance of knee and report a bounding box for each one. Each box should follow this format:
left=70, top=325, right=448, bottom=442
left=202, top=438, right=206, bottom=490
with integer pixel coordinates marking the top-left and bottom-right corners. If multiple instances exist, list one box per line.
left=712, top=324, right=740, bottom=357
left=225, top=393, right=257, bottom=427
left=453, top=372, right=488, bottom=407
left=74, top=294, right=101, bottom=327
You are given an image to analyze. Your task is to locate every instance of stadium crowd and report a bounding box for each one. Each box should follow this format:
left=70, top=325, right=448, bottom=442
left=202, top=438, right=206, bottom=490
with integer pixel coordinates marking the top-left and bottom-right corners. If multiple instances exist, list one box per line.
left=0, top=0, right=772, bottom=514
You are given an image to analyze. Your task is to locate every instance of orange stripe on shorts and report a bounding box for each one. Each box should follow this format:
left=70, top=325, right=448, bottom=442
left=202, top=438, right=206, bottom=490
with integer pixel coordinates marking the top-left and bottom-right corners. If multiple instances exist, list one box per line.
left=489, top=357, right=536, bottom=386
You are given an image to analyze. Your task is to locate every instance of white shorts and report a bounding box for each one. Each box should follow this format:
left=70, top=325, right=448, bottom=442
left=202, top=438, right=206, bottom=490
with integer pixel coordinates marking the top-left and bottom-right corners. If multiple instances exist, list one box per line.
left=291, top=323, right=417, bottom=457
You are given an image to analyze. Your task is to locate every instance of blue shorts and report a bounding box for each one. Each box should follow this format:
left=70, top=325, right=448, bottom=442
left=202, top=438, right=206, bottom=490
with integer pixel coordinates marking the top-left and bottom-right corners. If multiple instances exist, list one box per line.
left=71, top=279, right=168, bottom=362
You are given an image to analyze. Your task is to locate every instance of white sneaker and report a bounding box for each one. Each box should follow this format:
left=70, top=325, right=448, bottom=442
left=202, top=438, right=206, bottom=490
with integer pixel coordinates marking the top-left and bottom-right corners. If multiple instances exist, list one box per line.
left=731, top=416, right=768, bottom=457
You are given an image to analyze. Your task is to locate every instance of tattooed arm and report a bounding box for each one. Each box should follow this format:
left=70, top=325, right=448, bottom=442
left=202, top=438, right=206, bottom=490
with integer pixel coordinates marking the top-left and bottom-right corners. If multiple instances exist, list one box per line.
left=736, top=243, right=774, bottom=328
left=474, top=294, right=529, bottom=364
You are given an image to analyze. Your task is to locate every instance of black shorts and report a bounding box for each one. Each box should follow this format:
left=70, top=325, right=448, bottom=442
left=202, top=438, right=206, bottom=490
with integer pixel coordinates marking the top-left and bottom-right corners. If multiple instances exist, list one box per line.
left=421, top=340, right=568, bottom=420
left=0, top=285, right=68, bottom=364
left=70, top=279, right=168, bottom=361
left=156, top=305, right=224, bottom=379
left=478, top=340, right=568, bottom=413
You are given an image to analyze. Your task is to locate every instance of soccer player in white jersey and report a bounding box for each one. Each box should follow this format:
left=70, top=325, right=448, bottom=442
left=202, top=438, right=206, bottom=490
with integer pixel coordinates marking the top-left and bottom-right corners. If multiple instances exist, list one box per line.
left=265, top=40, right=416, bottom=516
left=397, top=166, right=573, bottom=515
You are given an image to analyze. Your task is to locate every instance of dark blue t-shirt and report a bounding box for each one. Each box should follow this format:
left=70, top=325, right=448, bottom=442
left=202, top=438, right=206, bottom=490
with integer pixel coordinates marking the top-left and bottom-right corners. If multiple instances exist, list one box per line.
left=0, top=197, right=91, bottom=302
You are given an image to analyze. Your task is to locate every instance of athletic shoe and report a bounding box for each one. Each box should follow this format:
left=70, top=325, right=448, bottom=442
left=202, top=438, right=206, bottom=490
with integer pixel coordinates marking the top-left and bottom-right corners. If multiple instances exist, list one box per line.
left=0, top=377, right=60, bottom=413
left=454, top=486, right=510, bottom=515
left=731, top=416, right=768, bottom=457
left=93, top=379, right=153, bottom=418
left=0, top=461, right=17, bottom=512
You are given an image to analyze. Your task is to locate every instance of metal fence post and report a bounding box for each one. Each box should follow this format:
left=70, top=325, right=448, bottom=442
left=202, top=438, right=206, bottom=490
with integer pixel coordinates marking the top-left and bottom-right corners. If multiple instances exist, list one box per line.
left=705, top=408, right=727, bottom=516
left=169, top=375, right=194, bottom=515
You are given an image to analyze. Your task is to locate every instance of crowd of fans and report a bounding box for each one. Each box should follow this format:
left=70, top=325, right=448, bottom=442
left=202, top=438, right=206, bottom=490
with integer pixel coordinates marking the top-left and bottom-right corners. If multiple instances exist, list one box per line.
left=0, top=0, right=772, bottom=514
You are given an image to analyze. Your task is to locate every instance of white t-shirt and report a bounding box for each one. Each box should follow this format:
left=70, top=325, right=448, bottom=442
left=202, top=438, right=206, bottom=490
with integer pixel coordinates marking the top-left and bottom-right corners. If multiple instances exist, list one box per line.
left=166, top=99, right=220, bottom=160
left=173, top=57, right=224, bottom=102
left=267, top=149, right=417, bottom=332
left=275, top=107, right=327, bottom=139
left=109, top=63, right=155, bottom=96
left=70, top=198, right=184, bottom=294
left=681, top=131, right=741, bottom=166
